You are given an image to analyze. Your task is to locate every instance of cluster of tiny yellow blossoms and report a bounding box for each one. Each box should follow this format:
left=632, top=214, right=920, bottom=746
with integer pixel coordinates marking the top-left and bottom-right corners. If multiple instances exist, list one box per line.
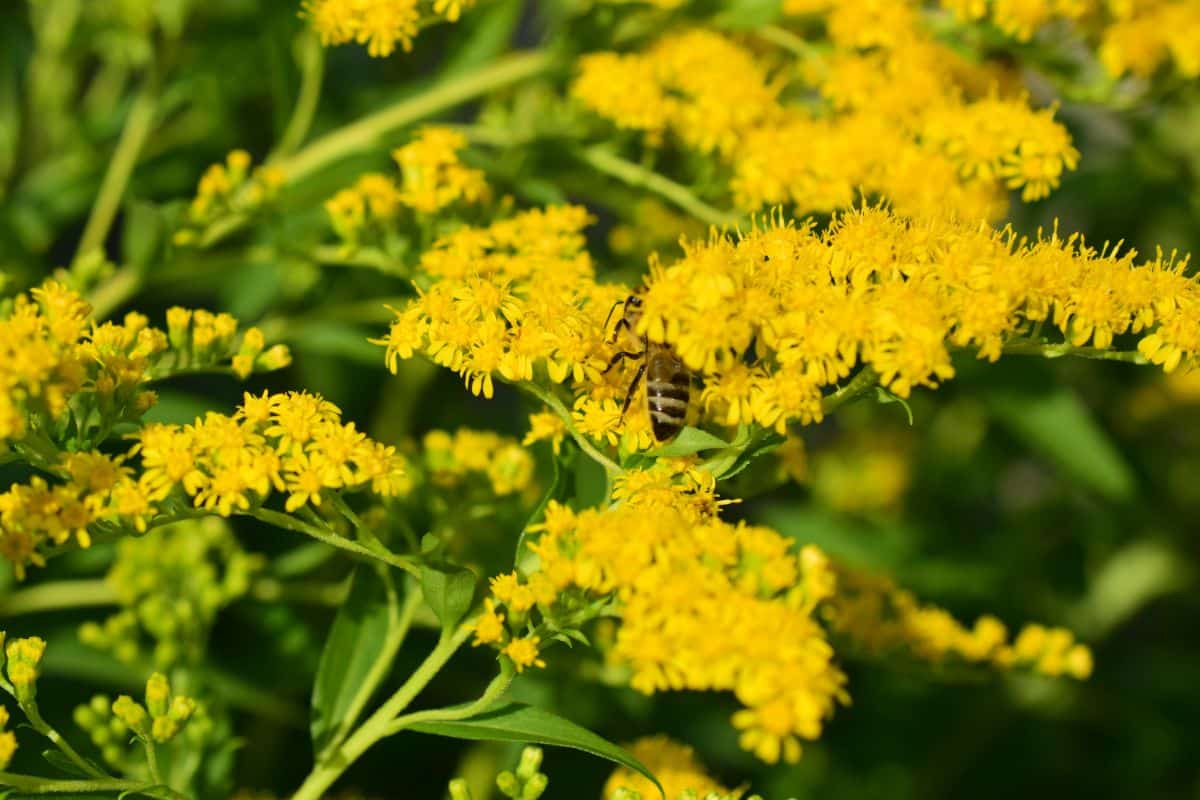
left=635, top=206, right=1198, bottom=432
left=826, top=567, right=1094, bottom=679
left=473, top=464, right=1092, bottom=763
left=380, top=202, right=1197, bottom=452
left=325, top=127, right=489, bottom=245
left=421, top=428, right=535, bottom=496
left=0, top=702, right=13, bottom=769
left=1, top=452, right=154, bottom=576
left=375, top=205, right=620, bottom=399
left=111, top=672, right=197, bottom=744
left=302, top=0, right=476, bottom=57
left=572, top=24, right=1078, bottom=218
left=133, top=391, right=410, bottom=517
left=174, top=150, right=284, bottom=245
left=476, top=464, right=848, bottom=764
left=80, top=518, right=264, bottom=667
left=938, top=0, right=1200, bottom=77
left=3, top=634, right=46, bottom=705
left=603, top=736, right=730, bottom=800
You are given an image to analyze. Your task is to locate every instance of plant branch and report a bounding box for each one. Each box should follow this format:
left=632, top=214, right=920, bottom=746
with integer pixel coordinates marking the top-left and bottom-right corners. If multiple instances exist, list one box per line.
left=0, top=580, right=116, bottom=616
left=74, top=68, right=159, bottom=268
left=241, top=508, right=420, bottom=577
left=821, top=366, right=880, bottom=415
left=573, top=145, right=741, bottom=228
left=384, top=661, right=515, bottom=735
left=21, top=702, right=111, bottom=780
left=274, top=32, right=325, bottom=158
left=291, top=623, right=476, bottom=800
left=520, top=382, right=622, bottom=477
left=1000, top=340, right=1148, bottom=364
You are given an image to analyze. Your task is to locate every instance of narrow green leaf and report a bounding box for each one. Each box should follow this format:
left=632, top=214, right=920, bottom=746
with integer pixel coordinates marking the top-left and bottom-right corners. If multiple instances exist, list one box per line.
left=408, top=703, right=664, bottom=798
left=420, top=561, right=477, bottom=632
left=874, top=386, right=914, bottom=425
left=310, top=567, right=396, bottom=753
left=988, top=386, right=1135, bottom=501
left=41, top=749, right=95, bottom=778
left=649, top=426, right=730, bottom=458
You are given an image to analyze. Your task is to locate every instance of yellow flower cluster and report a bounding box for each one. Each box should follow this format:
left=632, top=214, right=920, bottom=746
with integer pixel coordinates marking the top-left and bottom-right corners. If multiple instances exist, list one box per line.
left=375, top=205, right=616, bottom=399
left=380, top=202, right=1196, bottom=452
left=325, top=127, right=489, bottom=244
left=0, top=281, right=287, bottom=450
left=572, top=25, right=1078, bottom=218
left=3, top=635, right=46, bottom=705
left=603, top=736, right=730, bottom=800
left=81, top=518, right=264, bottom=667
left=134, top=391, right=410, bottom=516
left=303, top=0, right=476, bottom=57
left=111, top=672, right=196, bottom=744
left=938, top=0, right=1200, bottom=77
left=422, top=428, right=535, bottom=496
left=636, top=207, right=1197, bottom=432
left=827, top=567, right=1094, bottom=679
left=477, top=464, right=848, bottom=764
left=174, top=150, right=283, bottom=245
left=0, top=452, right=155, bottom=577
left=810, top=435, right=912, bottom=513
left=0, top=702, right=13, bottom=770
left=474, top=465, right=1093, bottom=763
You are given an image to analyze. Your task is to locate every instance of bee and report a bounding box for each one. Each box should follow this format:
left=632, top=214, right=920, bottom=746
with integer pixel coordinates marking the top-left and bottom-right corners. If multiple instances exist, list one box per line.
left=604, top=294, right=691, bottom=442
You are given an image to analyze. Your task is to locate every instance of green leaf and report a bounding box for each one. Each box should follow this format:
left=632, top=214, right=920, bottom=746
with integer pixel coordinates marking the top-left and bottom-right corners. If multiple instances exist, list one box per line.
left=649, top=426, right=730, bottom=458
left=289, top=321, right=387, bottom=366
left=420, top=561, right=477, bottom=632
left=311, top=567, right=396, bottom=754
left=713, top=0, right=783, bottom=30
left=408, top=703, right=664, bottom=798
left=41, top=749, right=95, bottom=778
left=988, top=386, right=1135, bottom=501
left=874, top=386, right=914, bottom=425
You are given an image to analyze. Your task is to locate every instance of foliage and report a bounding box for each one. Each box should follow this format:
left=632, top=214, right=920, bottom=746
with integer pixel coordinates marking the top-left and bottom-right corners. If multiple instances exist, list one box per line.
left=1, top=0, right=1199, bottom=798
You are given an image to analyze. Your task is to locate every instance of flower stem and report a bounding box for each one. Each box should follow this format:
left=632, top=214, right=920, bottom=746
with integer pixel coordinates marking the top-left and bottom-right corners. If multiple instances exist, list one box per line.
left=284, top=50, right=553, bottom=185
left=291, top=623, right=475, bottom=800
left=573, top=145, right=741, bottom=228
left=317, top=575, right=422, bottom=760
left=521, top=382, right=622, bottom=477
left=273, top=31, right=325, bottom=158
left=22, top=702, right=110, bottom=780
left=0, top=579, right=116, bottom=616
left=74, top=69, right=158, bottom=267
left=0, top=771, right=151, bottom=795
left=242, top=508, right=420, bottom=577
left=384, top=661, right=515, bottom=735
left=1000, top=340, right=1148, bottom=364
left=821, top=366, right=880, bottom=415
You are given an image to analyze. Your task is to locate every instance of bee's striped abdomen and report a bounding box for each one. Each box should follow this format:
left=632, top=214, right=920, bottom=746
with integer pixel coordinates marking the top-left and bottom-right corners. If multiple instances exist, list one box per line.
left=645, top=344, right=689, bottom=442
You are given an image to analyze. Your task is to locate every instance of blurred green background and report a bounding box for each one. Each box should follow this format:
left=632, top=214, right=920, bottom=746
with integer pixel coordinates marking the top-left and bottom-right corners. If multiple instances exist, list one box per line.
left=3, top=1, right=1200, bottom=798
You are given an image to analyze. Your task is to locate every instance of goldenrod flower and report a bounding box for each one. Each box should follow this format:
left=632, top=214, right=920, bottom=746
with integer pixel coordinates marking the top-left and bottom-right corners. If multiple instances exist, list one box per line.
left=503, top=635, right=546, bottom=673
left=603, top=736, right=729, bottom=799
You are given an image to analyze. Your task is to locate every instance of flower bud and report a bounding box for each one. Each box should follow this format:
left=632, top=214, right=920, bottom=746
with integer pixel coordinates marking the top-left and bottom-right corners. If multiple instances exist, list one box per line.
left=516, top=746, right=543, bottom=781
left=111, top=696, right=149, bottom=737
left=448, top=778, right=473, bottom=800
left=145, top=672, right=170, bottom=717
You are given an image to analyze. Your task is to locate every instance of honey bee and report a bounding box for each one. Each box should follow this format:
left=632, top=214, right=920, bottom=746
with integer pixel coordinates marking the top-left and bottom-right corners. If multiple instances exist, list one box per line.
left=604, top=294, right=691, bottom=442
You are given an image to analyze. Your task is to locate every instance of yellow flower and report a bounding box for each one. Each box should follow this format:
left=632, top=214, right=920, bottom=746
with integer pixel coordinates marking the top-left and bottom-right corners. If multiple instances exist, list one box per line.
left=473, top=600, right=506, bottom=646
left=503, top=635, right=546, bottom=672
left=603, top=736, right=729, bottom=799
left=302, top=0, right=421, bottom=57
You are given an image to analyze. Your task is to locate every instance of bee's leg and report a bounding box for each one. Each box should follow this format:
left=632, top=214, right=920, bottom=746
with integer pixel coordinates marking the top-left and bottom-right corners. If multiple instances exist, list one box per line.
left=603, top=300, right=627, bottom=342
left=603, top=350, right=644, bottom=374
left=620, top=363, right=646, bottom=420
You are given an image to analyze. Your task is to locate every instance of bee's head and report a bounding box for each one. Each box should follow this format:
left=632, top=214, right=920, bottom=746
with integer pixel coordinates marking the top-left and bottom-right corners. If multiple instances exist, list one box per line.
left=625, top=294, right=644, bottom=308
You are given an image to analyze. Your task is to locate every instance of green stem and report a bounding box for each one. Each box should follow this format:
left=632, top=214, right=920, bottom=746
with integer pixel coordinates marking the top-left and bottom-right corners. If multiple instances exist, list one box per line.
left=143, top=739, right=163, bottom=787
left=0, top=771, right=153, bottom=796
left=521, top=382, right=621, bottom=477
left=292, top=624, right=475, bottom=800
left=74, top=70, right=158, bottom=267
left=242, top=508, right=420, bottom=577
left=273, top=32, right=325, bottom=158
left=1000, top=340, right=1148, bottom=364
left=820, top=366, right=880, bottom=415
left=22, top=703, right=110, bottom=780
left=754, top=25, right=828, bottom=60
left=88, top=266, right=142, bottom=321
left=0, top=579, right=116, bottom=616
left=384, top=662, right=514, bottom=735
left=283, top=50, right=553, bottom=185
left=318, top=577, right=422, bottom=759
left=574, top=145, right=741, bottom=228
